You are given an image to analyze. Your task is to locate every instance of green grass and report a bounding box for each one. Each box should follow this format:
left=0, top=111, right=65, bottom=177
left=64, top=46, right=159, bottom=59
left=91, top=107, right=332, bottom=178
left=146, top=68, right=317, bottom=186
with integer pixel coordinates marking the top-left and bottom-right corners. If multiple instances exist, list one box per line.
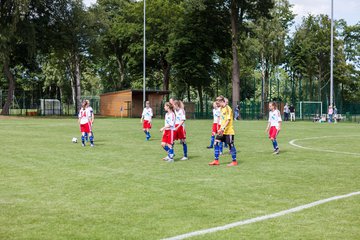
left=0, top=117, right=359, bottom=239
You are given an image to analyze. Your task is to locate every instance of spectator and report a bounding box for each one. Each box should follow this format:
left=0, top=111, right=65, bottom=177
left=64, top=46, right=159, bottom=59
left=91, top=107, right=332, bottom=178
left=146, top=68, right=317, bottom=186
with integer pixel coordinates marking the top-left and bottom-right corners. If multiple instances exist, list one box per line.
left=234, top=104, right=239, bottom=121
left=328, top=105, right=333, bottom=123
left=283, top=103, right=290, bottom=121
left=333, top=106, right=338, bottom=123
left=290, top=104, right=296, bottom=121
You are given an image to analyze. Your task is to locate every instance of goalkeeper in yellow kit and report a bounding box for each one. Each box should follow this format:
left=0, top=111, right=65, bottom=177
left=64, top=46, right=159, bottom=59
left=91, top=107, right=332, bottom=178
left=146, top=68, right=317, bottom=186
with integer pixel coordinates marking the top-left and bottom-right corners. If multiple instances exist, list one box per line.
left=208, top=96, right=238, bottom=167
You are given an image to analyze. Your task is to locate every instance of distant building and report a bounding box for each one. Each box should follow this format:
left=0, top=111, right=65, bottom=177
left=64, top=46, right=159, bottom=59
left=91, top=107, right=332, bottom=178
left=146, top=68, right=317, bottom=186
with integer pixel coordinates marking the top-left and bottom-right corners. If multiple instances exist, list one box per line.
left=100, top=89, right=170, bottom=117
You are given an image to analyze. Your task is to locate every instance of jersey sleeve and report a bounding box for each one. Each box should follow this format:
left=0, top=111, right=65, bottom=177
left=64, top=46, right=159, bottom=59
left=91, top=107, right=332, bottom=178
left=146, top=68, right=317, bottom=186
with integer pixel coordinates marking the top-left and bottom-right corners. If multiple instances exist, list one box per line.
left=181, top=110, right=186, bottom=120
left=150, top=108, right=153, bottom=117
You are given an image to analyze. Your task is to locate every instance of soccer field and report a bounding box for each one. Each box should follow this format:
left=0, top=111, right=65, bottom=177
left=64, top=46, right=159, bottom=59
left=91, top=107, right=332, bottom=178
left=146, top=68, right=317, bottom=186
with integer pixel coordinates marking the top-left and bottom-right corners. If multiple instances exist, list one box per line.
left=0, top=117, right=359, bottom=239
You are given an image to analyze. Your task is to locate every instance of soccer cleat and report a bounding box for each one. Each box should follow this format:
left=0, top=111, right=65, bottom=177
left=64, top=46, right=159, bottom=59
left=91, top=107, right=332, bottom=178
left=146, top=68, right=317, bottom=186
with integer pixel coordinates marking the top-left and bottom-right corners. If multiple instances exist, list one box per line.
left=227, top=161, right=238, bottom=167
left=90, top=144, right=94, bottom=147
left=82, top=143, right=85, bottom=147
left=166, top=158, right=174, bottom=163
left=273, top=148, right=280, bottom=155
left=207, top=146, right=213, bottom=149
left=180, top=157, right=188, bottom=161
left=163, top=156, right=170, bottom=161
left=208, top=160, right=219, bottom=166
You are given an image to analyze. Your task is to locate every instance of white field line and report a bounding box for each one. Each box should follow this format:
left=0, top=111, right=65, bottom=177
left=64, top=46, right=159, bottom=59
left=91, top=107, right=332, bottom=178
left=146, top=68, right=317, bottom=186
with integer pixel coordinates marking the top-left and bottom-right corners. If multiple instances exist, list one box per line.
left=162, top=191, right=360, bottom=240
left=289, top=136, right=360, bottom=156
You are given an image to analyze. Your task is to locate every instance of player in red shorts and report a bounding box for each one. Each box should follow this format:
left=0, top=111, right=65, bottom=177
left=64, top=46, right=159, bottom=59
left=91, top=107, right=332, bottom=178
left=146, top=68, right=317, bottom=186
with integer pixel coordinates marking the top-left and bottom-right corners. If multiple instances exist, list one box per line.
left=207, top=102, right=221, bottom=149
left=160, top=102, right=176, bottom=163
left=141, top=101, right=153, bottom=141
left=174, top=100, right=188, bottom=160
left=78, top=101, right=94, bottom=147
left=265, top=102, right=282, bottom=154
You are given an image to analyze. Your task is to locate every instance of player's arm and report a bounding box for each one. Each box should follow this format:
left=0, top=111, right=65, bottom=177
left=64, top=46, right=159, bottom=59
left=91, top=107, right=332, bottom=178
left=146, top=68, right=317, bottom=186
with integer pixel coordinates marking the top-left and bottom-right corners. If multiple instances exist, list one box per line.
left=149, top=109, right=153, bottom=122
left=140, top=110, right=144, bottom=123
left=176, top=112, right=186, bottom=129
left=265, top=122, right=270, bottom=132
left=78, top=111, right=81, bottom=124
left=91, top=112, right=95, bottom=123
left=277, top=111, right=282, bottom=130
left=175, top=120, right=185, bottom=130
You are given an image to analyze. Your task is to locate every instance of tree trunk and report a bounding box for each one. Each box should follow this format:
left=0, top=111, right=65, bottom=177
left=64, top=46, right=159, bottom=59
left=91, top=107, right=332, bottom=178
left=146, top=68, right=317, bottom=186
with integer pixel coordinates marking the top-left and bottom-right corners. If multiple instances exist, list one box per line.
left=187, top=84, right=191, bottom=102
left=198, top=85, right=203, bottom=114
left=264, top=59, right=270, bottom=102
left=261, top=52, right=266, bottom=114
left=162, top=63, right=171, bottom=91
left=230, top=0, right=240, bottom=111
left=74, top=54, right=81, bottom=112
left=161, top=59, right=170, bottom=91
left=1, top=60, right=15, bottom=115
left=115, top=56, right=125, bottom=89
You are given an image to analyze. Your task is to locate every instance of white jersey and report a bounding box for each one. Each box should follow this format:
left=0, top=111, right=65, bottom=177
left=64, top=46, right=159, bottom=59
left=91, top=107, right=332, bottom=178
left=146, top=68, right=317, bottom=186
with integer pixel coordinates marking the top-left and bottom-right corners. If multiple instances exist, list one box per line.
left=87, top=106, right=94, bottom=114
left=268, top=109, right=282, bottom=127
left=78, top=108, right=91, bottom=124
left=175, top=109, right=186, bottom=125
left=142, top=107, right=153, bottom=121
left=213, top=108, right=221, bottom=124
left=165, top=112, right=176, bottom=130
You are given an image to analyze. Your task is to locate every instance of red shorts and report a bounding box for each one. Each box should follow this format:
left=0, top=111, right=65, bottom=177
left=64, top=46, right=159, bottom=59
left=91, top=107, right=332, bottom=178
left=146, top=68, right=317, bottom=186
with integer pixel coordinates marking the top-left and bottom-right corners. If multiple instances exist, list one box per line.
left=174, top=124, right=186, bottom=140
left=162, top=130, right=174, bottom=145
left=269, top=126, right=279, bottom=139
left=212, top=123, right=220, bottom=134
left=143, top=120, right=152, bottom=129
left=80, top=122, right=91, bottom=133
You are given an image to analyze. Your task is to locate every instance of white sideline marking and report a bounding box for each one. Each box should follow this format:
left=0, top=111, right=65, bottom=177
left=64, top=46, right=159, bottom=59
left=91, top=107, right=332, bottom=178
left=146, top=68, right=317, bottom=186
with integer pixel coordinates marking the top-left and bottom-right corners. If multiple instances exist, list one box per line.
left=289, top=136, right=360, bottom=156
left=162, top=191, right=360, bottom=240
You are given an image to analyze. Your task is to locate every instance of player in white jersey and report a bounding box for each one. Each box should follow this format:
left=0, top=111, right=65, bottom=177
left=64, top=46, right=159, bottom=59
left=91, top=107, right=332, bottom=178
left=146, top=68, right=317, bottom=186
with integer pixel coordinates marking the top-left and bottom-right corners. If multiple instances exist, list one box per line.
left=160, top=102, right=175, bottom=163
left=78, top=101, right=94, bottom=147
left=207, top=102, right=221, bottom=149
left=265, top=102, right=282, bottom=154
left=85, top=100, right=94, bottom=141
left=173, top=100, right=188, bottom=160
left=141, top=101, right=153, bottom=140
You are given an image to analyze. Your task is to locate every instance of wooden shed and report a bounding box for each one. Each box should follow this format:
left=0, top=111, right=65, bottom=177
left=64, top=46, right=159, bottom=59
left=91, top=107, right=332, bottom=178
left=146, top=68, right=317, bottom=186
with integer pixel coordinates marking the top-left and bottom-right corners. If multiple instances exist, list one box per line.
left=100, top=89, right=171, bottom=117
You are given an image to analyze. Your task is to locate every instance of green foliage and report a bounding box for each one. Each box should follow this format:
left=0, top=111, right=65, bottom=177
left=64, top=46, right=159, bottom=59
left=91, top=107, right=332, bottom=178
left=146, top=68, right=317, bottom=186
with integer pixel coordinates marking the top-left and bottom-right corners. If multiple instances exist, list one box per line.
left=1, top=0, right=359, bottom=113
left=287, top=15, right=360, bottom=104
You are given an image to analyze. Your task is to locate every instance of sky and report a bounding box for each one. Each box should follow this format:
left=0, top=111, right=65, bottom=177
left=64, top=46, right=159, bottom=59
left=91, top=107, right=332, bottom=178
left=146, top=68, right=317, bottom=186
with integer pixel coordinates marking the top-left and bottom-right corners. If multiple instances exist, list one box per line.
left=83, top=0, right=359, bottom=26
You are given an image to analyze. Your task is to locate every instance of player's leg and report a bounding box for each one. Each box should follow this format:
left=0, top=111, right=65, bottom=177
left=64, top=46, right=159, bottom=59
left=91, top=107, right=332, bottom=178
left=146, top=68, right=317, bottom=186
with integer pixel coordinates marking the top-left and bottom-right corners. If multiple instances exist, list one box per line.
left=209, top=136, right=223, bottom=165
left=161, top=141, right=171, bottom=161
left=207, top=124, right=216, bottom=148
left=207, top=133, right=215, bottom=149
left=81, top=132, right=86, bottom=146
left=89, top=132, right=94, bottom=147
left=269, top=127, right=279, bottom=154
left=167, top=143, right=174, bottom=162
left=180, top=139, right=188, bottom=160
left=147, top=127, right=151, bottom=139
left=227, top=135, right=238, bottom=166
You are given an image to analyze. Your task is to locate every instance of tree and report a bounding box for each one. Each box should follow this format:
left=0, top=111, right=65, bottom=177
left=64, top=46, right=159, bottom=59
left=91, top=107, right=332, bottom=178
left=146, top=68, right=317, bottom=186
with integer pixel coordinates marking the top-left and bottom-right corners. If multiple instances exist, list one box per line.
left=253, top=0, right=294, bottom=109
left=227, top=0, right=273, bottom=110
left=90, top=0, right=141, bottom=91
left=169, top=0, right=230, bottom=111
left=52, top=0, right=94, bottom=111
left=0, top=0, right=30, bottom=114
